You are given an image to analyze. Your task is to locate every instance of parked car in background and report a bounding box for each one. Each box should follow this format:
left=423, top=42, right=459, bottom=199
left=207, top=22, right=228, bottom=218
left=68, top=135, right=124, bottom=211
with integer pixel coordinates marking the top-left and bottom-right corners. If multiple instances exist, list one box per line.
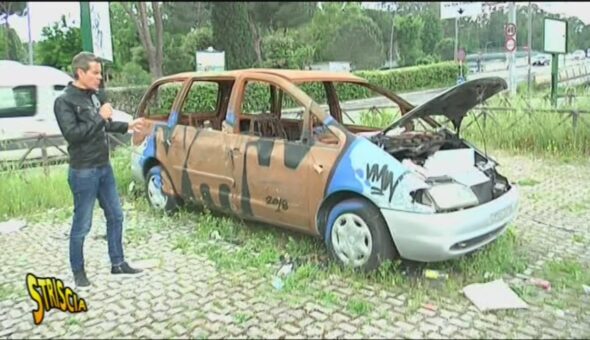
left=532, top=54, right=551, bottom=66
left=0, top=61, right=133, bottom=165
left=130, top=69, right=519, bottom=272
left=573, top=50, right=586, bottom=60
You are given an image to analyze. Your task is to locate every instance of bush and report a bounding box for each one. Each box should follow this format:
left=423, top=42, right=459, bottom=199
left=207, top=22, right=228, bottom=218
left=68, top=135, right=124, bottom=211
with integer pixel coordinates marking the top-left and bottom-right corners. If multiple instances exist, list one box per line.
left=106, top=61, right=468, bottom=115
left=416, top=55, right=439, bottom=65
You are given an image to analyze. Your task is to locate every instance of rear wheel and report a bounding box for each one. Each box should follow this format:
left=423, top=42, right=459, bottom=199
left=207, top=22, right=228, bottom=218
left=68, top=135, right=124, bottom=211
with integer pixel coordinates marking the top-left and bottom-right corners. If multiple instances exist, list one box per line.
left=145, top=165, right=180, bottom=214
left=324, top=198, right=398, bottom=272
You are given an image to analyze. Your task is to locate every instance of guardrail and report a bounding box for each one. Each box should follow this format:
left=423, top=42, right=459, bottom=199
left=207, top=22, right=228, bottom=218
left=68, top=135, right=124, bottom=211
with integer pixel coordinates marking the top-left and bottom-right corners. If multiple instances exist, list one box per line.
left=533, top=62, right=590, bottom=87
left=0, top=134, right=130, bottom=174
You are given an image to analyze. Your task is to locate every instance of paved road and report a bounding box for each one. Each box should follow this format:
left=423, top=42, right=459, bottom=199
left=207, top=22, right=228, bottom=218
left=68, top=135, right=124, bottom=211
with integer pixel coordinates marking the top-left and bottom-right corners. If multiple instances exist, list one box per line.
left=1, top=154, right=589, bottom=338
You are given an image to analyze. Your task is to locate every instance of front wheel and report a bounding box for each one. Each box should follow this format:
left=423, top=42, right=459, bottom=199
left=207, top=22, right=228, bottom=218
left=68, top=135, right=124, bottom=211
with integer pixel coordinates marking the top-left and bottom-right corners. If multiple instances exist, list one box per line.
left=145, top=165, right=180, bottom=214
left=324, top=198, right=398, bottom=272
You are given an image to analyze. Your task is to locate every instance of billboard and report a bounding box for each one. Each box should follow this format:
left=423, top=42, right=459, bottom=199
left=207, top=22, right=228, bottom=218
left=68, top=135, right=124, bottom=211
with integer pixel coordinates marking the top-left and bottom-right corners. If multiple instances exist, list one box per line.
left=543, top=18, right=567, bottom=54
left=89, top=2, right=113, bottom=62
left=196, top=47, right=225, bottom=72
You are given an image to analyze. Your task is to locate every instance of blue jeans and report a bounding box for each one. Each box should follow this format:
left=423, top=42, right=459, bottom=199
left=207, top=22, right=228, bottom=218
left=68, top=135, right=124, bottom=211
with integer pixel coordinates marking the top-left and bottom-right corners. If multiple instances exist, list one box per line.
left=67, top=164, right=125, bottom=273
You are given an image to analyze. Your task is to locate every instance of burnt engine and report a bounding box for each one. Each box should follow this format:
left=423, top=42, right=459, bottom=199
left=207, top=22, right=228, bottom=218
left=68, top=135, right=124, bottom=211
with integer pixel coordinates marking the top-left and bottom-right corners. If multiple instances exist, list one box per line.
left=367, top=129, right=511, bottom=208
left=368, top=129, right=461, bottom=166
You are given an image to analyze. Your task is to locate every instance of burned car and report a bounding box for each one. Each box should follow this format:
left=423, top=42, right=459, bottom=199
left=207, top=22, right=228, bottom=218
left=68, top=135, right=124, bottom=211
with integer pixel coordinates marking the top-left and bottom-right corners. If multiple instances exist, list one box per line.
left=130, top=69, right=518, bottom=271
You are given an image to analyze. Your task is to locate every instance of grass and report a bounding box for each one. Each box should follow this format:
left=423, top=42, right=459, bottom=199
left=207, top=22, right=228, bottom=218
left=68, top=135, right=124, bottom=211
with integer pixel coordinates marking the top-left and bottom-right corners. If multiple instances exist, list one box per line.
left=0, top=146, right=134, bottom=220
left=541, top=258, right=590, bottom=292
left=357, top=89, right=590, bottom=159
left=0, top=284, right=24, bottom=301
left=572, top=234, right=585, bottom=244
left=234, top=313, right=250, bottom=325
left=516, top=178, right=541, bottom=187
left=346, top=298, right=372, bottom=316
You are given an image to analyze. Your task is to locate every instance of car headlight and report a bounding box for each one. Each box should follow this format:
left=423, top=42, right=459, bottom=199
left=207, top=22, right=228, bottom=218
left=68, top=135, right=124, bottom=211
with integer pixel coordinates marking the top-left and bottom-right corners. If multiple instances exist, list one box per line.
left=414, top=182, right=479, bottom=212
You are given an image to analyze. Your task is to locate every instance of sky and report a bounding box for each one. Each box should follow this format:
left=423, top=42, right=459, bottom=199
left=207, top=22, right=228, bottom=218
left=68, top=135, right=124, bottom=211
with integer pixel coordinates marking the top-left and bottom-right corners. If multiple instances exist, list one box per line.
left=5, top=2, right=590, bottom=43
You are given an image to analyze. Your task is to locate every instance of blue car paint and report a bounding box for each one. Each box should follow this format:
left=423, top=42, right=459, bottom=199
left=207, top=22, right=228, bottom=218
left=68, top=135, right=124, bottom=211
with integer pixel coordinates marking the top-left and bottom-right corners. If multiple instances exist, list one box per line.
left=325, top=135, right=413, bottom=210
left=137, top=111, right=178, bottom=175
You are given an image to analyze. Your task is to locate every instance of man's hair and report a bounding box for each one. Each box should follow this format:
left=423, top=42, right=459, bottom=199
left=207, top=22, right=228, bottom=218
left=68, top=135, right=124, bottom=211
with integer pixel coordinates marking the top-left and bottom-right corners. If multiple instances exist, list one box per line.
left=71, top=52, right=101, bottom=79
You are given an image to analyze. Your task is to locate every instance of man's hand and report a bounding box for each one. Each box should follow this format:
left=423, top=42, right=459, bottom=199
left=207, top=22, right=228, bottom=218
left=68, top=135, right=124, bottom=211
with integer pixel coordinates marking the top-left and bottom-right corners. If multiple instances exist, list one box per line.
left=128, top=118, right=146, bottom=133
left=99, top=103, right=113, bottom=121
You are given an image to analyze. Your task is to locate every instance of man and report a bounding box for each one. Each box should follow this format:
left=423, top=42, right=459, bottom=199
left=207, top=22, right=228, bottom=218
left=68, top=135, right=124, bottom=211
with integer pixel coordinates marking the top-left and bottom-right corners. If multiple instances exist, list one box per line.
left=54, top=52, right=145, bottom=287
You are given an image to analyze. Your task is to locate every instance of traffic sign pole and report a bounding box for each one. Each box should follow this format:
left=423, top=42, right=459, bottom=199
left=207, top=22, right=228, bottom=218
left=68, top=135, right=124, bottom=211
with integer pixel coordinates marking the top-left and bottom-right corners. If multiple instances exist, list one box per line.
left=80, top=2, right=93, bottom=53
left=551, top=53, right=558, bottom=107
left=508, top=2, right=516, bottom=96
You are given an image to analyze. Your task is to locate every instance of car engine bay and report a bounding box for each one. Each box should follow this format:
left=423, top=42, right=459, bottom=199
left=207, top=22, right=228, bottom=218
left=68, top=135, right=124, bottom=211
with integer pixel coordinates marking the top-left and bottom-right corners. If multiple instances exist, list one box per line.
left=368, top=127, right=512, bottom=212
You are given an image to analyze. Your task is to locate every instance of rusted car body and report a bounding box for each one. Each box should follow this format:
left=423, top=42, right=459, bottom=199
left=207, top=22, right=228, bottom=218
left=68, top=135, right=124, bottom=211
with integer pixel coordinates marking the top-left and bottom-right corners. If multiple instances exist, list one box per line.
left=130, top=69, right=519, bottom=271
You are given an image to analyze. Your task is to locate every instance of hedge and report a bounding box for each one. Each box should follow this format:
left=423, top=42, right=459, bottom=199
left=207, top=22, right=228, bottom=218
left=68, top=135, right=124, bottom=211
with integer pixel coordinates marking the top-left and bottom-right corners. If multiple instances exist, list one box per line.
left=106, top=61, right=468, bottom=116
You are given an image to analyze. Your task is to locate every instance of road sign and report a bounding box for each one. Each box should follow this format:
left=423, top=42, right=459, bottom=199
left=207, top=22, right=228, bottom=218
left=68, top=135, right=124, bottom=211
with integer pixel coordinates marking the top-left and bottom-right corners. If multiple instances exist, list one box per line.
left=440, top=2, right=484, bottom=20
left=457, top=48, right=466, bottom=62
left=505, top=38, right=516, bottom=52
left=505, top=23, right=516, bottom=37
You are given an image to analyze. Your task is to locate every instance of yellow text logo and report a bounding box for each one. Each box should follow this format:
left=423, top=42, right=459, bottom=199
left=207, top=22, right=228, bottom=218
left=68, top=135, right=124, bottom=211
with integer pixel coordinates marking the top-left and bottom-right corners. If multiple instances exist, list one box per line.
left=26, top=273, right=88, bottom=325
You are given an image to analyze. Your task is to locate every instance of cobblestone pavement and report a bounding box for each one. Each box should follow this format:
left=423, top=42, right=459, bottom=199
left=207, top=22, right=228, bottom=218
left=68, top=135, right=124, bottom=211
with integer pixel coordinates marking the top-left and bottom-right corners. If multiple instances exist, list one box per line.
left=1, top=153, right=589, bottom=339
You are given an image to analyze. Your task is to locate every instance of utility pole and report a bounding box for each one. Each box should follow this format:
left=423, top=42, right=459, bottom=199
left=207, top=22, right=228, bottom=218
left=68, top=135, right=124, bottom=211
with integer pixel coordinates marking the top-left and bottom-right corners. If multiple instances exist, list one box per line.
left=527, top=1, right=532, bottom=98
left=509, top=2, right=517, bottom=95
left=454, top=17, right=459, bottom=61
left=389, top=12, right=395, bottom=67
left=26, top=2, right=33, bottom=65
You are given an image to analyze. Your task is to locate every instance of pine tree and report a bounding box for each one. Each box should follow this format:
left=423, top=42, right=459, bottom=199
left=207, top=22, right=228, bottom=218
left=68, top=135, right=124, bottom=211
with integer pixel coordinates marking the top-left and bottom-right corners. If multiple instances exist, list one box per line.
left=211, top=2, right=257, bottom=70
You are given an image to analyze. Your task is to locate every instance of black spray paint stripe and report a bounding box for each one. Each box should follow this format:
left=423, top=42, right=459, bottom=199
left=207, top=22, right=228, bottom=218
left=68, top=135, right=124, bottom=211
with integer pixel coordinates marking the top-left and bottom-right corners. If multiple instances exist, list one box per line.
left=180, top=128, right=202, bottom=202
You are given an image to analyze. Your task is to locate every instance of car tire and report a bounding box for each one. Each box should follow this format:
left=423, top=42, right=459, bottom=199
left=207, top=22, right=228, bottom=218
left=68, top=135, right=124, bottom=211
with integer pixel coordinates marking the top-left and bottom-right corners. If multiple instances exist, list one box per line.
left=145, top=165, right=180, bottom=214
left=324, top=198, right=398, bottom=272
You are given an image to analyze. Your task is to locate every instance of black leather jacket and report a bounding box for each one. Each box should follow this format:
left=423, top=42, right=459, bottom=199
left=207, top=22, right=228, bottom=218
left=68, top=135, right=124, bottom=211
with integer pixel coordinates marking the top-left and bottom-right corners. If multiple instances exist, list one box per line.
left=54, top=83, right=128, bottom=169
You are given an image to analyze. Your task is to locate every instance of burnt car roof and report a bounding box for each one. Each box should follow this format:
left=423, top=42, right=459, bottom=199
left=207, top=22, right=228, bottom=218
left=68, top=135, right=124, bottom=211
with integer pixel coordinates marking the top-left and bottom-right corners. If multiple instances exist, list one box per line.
left=157, top=68, right=368, bottom=83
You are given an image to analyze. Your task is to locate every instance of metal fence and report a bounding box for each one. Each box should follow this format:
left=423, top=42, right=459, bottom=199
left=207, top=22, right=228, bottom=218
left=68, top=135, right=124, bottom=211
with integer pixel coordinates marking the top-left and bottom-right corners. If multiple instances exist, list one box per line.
left=0, top=134, right=130, bottom=174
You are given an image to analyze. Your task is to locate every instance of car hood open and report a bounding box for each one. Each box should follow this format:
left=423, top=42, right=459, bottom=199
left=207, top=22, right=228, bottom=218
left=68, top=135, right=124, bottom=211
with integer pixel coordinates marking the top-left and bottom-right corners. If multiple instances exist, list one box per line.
left=383, top=77, right=507, bottom=134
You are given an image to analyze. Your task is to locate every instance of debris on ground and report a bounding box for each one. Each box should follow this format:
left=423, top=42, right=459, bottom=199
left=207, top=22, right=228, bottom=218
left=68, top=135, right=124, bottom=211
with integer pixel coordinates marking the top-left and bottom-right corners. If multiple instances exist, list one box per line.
left=210, top=230, right=221, bottom=240
left=423, top=303, right=438, bottom=311
left=529, top=277, right=552, bottom=291
left=0, top=219, right=27, bottom=235
left=423, top=269, right=449, bottom=280
left=463, top=279, right=529, bottom=312
left=272, top=276, right=285, bottom=290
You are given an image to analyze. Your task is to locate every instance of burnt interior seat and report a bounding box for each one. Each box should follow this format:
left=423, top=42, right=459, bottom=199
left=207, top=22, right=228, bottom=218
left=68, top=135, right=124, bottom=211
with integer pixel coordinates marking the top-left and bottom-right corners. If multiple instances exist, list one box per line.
left=248, top=113, right=287, bottom=139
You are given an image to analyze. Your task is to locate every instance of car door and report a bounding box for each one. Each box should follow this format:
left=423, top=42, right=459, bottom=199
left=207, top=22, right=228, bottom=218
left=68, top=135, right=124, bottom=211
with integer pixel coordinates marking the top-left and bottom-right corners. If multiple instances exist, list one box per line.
left=166, top=78, right=238, bottom=213
left=227, top=75, right=345, bottom=232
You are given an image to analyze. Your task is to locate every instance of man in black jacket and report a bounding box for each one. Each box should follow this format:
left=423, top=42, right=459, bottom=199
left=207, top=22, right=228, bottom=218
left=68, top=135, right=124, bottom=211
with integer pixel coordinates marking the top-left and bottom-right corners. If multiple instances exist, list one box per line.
left=54, top=52, right=145, bottom=287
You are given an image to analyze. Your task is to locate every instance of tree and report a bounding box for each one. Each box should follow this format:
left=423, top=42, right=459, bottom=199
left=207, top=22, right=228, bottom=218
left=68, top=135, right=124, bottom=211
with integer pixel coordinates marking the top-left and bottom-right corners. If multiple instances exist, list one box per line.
left=121, top=2, right=164, bottom=79
left=177, top=26, right=214, bottom=72
left=434, top=38, right=455, bottom=61
left=0, top=1, right=27, bottom=60
left=365, top=9, right=396, bottom=65
left=211, top=2, right=256, bottom=69
left=261, top=31, right=314, bottom=69
left=245, top=2, right=316, bottom=65
left=109, top=2, right=141, bottom=72
left=162, top=2, right=211, bottom=36
left=35, top=16, right=81, bottom=71
left=421, top=10, right=442, bottom=56
left=394, top=15, right=424, bottom=66
left=0, top=25, right=24, bottom=60
left=308, top=3, right=385, bottom=69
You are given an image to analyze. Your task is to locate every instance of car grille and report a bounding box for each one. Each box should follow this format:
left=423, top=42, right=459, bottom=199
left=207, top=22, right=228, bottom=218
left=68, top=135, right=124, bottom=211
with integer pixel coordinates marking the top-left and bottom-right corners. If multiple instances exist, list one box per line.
left=450, top=224, right=507, bottom=251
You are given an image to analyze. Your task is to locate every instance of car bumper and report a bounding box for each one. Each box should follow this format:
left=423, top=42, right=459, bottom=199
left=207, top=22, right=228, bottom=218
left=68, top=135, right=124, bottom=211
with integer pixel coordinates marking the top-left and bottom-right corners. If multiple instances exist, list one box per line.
left=381, top=185, right=519, bottom=262
left=131, top=149, right=145, bottom=184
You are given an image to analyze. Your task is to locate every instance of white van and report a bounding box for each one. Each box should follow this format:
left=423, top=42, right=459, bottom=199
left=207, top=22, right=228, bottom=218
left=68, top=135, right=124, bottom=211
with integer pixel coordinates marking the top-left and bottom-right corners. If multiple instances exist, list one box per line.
left=0, top=61, right=132, bottom=165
